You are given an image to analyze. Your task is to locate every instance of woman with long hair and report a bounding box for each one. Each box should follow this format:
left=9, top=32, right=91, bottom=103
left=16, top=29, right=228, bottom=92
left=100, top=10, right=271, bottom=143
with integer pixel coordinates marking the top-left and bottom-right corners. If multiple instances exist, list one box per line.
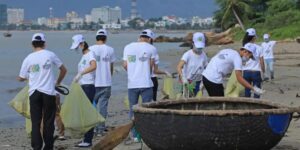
left=242, top=28, right=265, bottom=99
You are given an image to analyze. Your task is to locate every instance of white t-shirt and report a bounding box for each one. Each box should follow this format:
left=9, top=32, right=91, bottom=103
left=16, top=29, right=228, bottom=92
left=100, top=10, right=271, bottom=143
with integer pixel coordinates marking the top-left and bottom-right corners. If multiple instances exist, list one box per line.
left=202, top=49, right=242, bottom=84
left=261, top=41, right=276, bottom=59
left=19, top=50, right=63, bottom=96
left=181, top=50, right=208, bottom=81
left=78, top=51, right=96, bottom=85
left=90, top=44, right=116, bottom=87
left=151, top=46, right=159, bottom=78
left=242, top=44, right=263, bottom=71
left=123, top=42, right=155, bottom=89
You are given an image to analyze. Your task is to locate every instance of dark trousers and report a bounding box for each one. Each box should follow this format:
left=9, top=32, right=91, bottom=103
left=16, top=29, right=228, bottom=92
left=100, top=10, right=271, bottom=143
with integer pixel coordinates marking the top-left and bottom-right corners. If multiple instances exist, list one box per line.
left=203, top=76, right=224, bottom=97
left=81, top=84, right=96, bottom=144
left=151, top=77, right=158, bottom=101
left=193, top=81, right=201, bottom=95
left=30, top=90, right=56, bottom=150
left=243, top=70, right=262, bottom=99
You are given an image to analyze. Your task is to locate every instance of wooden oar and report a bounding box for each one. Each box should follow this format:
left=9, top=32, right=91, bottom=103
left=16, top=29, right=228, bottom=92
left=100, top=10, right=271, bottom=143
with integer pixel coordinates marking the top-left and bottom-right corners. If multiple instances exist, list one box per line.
left=92, top=121, right=134, bottom=150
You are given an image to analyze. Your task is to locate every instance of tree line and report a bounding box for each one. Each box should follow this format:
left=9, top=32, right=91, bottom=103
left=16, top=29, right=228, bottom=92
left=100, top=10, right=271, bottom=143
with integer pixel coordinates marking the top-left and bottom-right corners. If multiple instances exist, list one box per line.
left=214, top=0, right=300, bottom=39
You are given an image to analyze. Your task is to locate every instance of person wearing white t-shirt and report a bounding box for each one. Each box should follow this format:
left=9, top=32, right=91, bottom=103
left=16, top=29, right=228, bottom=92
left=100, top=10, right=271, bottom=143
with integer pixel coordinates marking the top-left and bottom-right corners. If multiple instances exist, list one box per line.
left=143, top=29, right=172, bottom=101
left=123, top=30, right=155, bottom=141
left=202, top=43, right=265, bottom=97
left=177, top=32, right=208, bottom=97
left=70, top=34, right=97, bottom=147
left=242, top=28, right=265, bottom=99
left=89, top=29, right=116, bottom=136
left=17, top=33, right=67, bottom=150
left=261, top=33, right=276, bottom=80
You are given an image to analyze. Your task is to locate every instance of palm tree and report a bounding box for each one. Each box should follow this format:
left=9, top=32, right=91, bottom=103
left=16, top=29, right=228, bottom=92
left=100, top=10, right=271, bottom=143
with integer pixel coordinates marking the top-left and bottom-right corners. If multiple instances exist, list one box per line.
left=219, top=0, right=252, bottom=31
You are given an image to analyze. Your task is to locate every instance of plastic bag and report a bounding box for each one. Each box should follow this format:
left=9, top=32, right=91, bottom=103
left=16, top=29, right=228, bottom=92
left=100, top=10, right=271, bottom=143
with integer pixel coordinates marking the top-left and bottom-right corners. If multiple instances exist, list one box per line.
left=162, top=77, right=176, bottom=99
left=8, top=85, right=30, bottom=119
left=25, top=118, right=32, bottom=137
left=162, top=77, right=202, bottom=99
left=225, top=71, right=245, bottom=97
left=60, top=83, right=105, bottom=138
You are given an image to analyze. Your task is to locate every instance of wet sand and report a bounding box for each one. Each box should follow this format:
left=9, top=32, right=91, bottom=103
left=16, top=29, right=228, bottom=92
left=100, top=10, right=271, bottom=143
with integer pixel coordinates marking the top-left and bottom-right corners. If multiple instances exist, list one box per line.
left=1, top=42, right=300, bottom=150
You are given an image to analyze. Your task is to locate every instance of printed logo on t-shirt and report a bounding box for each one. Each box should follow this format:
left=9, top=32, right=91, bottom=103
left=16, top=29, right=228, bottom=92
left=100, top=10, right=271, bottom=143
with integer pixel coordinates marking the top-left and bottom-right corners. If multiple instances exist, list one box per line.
left=265, top=44, right=272, bottom=54
left=139, top=53, right=149, bottom=62
left=218, top=54, right=228, bottom=60
left=198, top=37, right=203, bottom=42
left=102, top=55, right=110, bottom=62
left=190, top=66, right=203, bottom=81
left=96, top=55, right=101, bottom=62
left=82, top=59, right=87, bottom=65
left=30, top=64, right=40, bottom=73
left=128, top=55, right=136, bottom=63
left=43, top=60, right=51, bottom=70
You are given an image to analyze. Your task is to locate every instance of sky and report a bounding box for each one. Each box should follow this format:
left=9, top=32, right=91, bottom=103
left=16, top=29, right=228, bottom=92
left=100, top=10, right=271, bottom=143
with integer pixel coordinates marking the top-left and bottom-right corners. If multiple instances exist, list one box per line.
left=0, top=0, right=218, bottom=20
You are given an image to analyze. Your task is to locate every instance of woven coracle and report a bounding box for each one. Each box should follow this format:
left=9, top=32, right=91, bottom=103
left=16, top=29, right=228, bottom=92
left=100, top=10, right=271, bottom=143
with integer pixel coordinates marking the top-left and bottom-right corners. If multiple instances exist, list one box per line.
left=133, top=97, right=299, bottom=150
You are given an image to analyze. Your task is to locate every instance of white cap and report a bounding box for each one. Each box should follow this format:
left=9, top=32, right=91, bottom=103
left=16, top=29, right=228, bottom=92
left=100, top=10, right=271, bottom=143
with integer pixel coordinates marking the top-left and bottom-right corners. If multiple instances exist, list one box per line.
left=70, top=34, right=85, bottom=49
left=32, top=33, right=46, bottom=42
left=242, top=43, right=256, bottom=59
left=246, top=28, right=257, bottom=37
left=192, top=32, right=205, bottom=48
left=263, top=34, right=270, bottom=39
left=140, top=29, right=156, bottom=39
left=96, top=29, right=107, bottom=36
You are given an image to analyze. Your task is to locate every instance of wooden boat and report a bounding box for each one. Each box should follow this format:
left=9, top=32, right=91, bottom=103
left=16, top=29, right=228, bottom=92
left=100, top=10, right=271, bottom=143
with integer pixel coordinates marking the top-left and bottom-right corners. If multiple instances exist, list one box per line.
left=133, top=97, right=299, bottom=150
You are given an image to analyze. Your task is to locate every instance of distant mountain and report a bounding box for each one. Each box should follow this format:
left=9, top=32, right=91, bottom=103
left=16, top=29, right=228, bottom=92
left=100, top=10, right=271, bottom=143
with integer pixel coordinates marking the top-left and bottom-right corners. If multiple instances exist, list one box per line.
left=1, top=0, right=217, bottom=19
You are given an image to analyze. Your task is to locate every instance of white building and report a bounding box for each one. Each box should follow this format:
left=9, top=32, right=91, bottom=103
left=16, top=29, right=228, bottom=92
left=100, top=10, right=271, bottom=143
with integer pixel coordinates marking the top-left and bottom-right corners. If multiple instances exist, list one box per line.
left=85, top=15, right=92, bottom=23
left=90, top=6, right=121, bottom=24
left=102, top=23, right=121, bottom=29
left=7, top=8, right=24, bottom=25
left=154, top=21, right=166, bottom=28
left=120, top=19, right=130, bottom=27
left=48, top=18, right=67, bottom=28
left=192, top=16, right=215, bottom=27
left=109, top=6, right=121, bottom=24
left=66, top=11, right=78, bottom=22
left=37, top=17, right=48, bottom=26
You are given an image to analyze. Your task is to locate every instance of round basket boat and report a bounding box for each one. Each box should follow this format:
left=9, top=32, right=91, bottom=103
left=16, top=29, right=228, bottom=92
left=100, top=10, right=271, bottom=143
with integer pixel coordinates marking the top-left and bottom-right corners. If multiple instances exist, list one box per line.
left=133, top=97, right=299, bottom=150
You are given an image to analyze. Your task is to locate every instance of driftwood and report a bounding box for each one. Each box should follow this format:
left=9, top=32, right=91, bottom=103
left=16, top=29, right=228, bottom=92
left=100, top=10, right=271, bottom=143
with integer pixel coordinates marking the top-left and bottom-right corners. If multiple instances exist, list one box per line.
left=180, top=28, right=234, bottom=47
left=92, top=122, right=133, bottom=150
left=154, top=28, right=234, bottom=47
left=154, top=36, right=184, bottom=43
left=296, top=37, right=300, bottom=43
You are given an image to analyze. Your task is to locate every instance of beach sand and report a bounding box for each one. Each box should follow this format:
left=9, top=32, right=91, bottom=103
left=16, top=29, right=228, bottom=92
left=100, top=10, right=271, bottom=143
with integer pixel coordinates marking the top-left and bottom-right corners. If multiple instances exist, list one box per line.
left=1, top=42, right=300, bottom=150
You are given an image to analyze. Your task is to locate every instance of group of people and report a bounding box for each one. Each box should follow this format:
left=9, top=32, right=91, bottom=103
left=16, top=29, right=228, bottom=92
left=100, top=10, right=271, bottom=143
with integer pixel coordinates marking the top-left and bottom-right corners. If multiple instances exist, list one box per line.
left=17, top=27, right=277, bottom=150
left=178, top=28, right=277, bottom=99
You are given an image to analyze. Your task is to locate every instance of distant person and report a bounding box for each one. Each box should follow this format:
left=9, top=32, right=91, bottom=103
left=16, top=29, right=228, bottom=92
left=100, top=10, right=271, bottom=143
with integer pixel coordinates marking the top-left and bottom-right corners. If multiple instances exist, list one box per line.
left=71, top=34, right=97, bottom=147
left=145, top=29, right=171, bottom=101
left=242, top=28, right=265, bottom=99
left=89, top=29, right=116, bottom=136
left=177, top=32, right=208, bottom=97
left=123, top=29, right=156, bottom=142
left=261, top=33, right=276, bottom=81
left=202, top=43, right=265, bottom=97
left=17, top=33, right=67, bottom=150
